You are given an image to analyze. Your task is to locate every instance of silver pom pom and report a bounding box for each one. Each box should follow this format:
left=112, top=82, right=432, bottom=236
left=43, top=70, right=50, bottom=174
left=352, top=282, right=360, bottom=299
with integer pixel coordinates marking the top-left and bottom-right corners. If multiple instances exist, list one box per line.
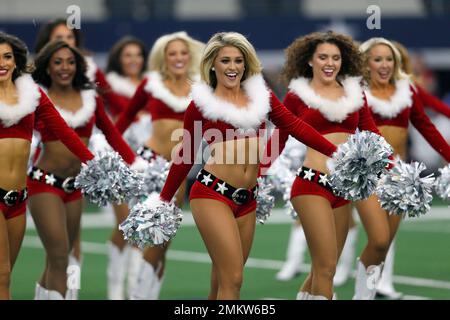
left=75, top=151, right=145, bottom=207
left=139, top=156, right=170, bottom=195
left=119, top=193, right=183, bottom=248
left=328, top=130, right=393, bottom=201
left=376, top=160, right=435, bottom=218
left=434, top=164, right=450, bottom=202
left=256, top=177, right=275, bottom=224
left=123, top=115, right=152, bottom=152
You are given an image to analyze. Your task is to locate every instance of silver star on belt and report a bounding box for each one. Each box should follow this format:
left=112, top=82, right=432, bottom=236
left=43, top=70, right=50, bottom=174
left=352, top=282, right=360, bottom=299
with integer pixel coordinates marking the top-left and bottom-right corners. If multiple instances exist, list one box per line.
left=45, top=174, right=57, bottom=186
left=32, top=169, right=43, bottom=180
left=318, top=174, right=329, bottom=186
left=303, top=168, right=315, bottom=181
left=201, top=174, right=213, bottom=186
left=216, top=182, right=228, bottom=194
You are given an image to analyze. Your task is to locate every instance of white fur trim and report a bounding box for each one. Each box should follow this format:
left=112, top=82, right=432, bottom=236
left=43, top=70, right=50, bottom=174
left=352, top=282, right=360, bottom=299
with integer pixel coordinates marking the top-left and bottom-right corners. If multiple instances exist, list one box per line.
left=288, top=77, right=364, bottom=123
left=54, top=90, right=97, bottom=128
left=365, top=79, right=412, bottom=119
left=191, top=74, right=271, bottom=130
left=106, top=72, right=138, bottom=98
left=84, top=56, right=98, bottom=82
left=0, top=74, right=41, bottom=127
left=144, top=71, right=191, bottom=113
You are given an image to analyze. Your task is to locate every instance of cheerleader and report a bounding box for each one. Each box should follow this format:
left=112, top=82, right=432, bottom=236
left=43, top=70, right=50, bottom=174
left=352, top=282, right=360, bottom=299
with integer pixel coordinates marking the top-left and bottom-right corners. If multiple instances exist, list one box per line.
left=262, top=31, right=383, bottom=300
left=0, top=32, right=97, bottom=299
left=29, top=40, right=138, bottom=300
left=115, top=32, right=204, bottom=300
left=103, top=36, right=148, bottom=300
left=143, top=31, right=342, bottom=300
left=353, top=37, right=450, bottom=300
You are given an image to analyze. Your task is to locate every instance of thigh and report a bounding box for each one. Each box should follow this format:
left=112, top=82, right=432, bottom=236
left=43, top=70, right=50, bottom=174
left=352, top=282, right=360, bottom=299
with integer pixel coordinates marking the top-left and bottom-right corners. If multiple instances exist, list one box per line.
left=291, top=195, right=337, bottom=265
left=28, top=193, right=69, bottom=255
left=190, top=198, right=244, bottom=275
left=6, top=214, right=26, bottom=269
left=355, top=195, right=390, bottom=243
left=387, top=214, right=402, bottom=242
left=64, top=199, right=83, bottom=250
left=0, top=212, right=11, bottom=273
left=333, top=204, right=351, bottom=258
left=236, top=210, right=256, bottom=263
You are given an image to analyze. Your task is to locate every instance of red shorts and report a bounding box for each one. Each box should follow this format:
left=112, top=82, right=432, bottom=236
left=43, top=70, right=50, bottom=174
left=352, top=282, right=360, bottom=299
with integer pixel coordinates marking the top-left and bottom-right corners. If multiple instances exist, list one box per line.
left=0, top=201, right=26, bottom=220
left=189, top=181, right=256, bottom=218
left=27, top=177, right=82, bottom=203
left=291, top=176, right=350, bottom=209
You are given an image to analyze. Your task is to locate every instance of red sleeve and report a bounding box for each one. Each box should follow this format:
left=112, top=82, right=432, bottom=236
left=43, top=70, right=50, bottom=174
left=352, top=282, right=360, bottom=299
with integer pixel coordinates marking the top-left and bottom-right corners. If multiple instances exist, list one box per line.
left=259, top=92, right=297, bottom=172
left=95, top=69, right=127, bottom=116
left=358, top=95, right=382, bottom=134
left=159, top=102, right=203, bottom=202
left=115, top=79, right=150, bottom=134
left=416, top=84, right=450, bottom=119
left=409, top=88, right=450, bottom=162
left=267, top=91, right=337, bottom=157
left=94, top=97, right=136, bottom=164
left=35, top=89, right=94, bottom=163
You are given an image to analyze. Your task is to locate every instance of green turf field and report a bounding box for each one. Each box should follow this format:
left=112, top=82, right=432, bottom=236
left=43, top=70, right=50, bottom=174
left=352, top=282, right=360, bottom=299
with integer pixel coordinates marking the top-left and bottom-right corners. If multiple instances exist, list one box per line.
left=11, top=205, right=450, bottom=300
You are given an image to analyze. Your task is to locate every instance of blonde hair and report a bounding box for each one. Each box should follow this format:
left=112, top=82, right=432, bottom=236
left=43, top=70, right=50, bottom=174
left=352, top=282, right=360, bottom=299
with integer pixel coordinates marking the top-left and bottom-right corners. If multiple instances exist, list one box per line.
left=359, top=37, right=408, bottom=84
left=200, top=32, right=262, bottom=88
left=148, top=31, right=204, bottom=80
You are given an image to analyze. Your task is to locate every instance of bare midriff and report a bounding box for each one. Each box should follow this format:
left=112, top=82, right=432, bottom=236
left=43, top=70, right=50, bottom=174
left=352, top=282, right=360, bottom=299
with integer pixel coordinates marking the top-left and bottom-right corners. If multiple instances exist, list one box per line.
left=378, top=125, right=408, bottom=160
left=0, top=138, right=31, bottom=190
left=145, top=119, right=184, bottom=161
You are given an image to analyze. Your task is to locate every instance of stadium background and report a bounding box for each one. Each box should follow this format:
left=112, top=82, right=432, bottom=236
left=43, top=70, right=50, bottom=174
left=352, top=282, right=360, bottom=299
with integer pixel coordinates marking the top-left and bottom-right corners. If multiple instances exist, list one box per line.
left=1, top=0, right=449, bottom=300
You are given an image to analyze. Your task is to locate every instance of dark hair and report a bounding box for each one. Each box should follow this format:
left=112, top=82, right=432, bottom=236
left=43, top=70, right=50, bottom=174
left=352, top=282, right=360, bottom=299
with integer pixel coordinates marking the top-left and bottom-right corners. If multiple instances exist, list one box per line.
left=281, top=31, right=362, bottom=84
left=34, top=18, right=83, bottom=53
left=32, top=40, right=93, bottom=90
left=0, top=32, right=34, bottom=81
left=106, top=36, right=148, bottom=76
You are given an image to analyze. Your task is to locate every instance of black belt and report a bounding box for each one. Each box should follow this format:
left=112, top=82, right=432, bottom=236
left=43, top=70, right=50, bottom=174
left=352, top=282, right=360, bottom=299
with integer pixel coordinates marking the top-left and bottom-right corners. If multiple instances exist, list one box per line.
left=137, top=146, right=158, bottom=162
left=196, top=169, right=258, bottom=205
left=28, top=167, right=77, bottom=194
left=0, top=187, right=28, bottom=207
left=296, top=166, right=334, bottom=194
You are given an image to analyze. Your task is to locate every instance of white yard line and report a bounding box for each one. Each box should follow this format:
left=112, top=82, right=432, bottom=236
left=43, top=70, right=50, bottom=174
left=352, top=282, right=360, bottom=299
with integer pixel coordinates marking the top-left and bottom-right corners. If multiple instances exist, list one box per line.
left=22, top=236, right=450, bottom=293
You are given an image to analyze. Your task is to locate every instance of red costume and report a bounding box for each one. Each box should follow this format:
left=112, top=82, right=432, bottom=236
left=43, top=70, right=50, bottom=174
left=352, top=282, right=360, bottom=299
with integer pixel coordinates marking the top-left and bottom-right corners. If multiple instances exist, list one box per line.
left=158, top=74, right=337, bottom=216
left=0, top=75, right=95, bottom=219
left=414, top=84, right=450, bottom=119
left=365, top=78, right=450, bottom=162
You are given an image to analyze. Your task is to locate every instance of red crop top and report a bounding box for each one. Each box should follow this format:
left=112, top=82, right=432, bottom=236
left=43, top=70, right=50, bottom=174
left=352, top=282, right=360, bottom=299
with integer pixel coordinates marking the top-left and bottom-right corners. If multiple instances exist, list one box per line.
left=159, top=74, right=337, bottom=202
left=414, top=84, right=450, bottom=119
left=0, top=75, right=94, bottom=163
left=115, top=71, right=191, bottom=133
left=85, top=56, right=128, bottom=116
left=261, top=77, right=381, bottom=169
left=366, top=78, right=450, bottom=162
left=35, top=89, right=136, bottom=165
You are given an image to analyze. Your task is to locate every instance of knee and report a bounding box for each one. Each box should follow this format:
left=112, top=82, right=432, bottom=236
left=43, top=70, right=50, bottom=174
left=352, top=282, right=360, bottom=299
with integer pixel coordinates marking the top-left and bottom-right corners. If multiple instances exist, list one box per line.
left=0, top=264, right=11, bottom=288
left=368, top=237, right=390, bottom=256
left=220, top=270, right=243, bottom=291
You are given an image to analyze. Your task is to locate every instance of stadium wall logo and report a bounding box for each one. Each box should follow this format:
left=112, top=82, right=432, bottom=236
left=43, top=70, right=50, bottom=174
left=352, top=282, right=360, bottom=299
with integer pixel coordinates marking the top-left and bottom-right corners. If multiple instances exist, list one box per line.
left=66, top=5, right=81, bottom=30
left=366, top=5, right=381, bottom=30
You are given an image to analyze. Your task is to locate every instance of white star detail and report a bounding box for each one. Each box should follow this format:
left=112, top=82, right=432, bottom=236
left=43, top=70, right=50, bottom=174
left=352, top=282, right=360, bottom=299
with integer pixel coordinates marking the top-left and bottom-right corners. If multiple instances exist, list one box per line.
left=45, top=174, right=56, bottom=186
left=143, top=149, right=153, bottom=160
left=201, top=174, right=213, bottom=186
left=318, top=174, right=329, bottom=186
left=215, top=182, right=228, bottom=195
left=303, top=168, right=315, bottom=181
left=32, top=169, right=43, bottom=180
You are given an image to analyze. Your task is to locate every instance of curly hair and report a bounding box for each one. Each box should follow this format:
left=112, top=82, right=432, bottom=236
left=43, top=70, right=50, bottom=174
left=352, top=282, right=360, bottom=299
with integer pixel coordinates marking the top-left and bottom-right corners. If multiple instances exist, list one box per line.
left=0, top=32, right=34, bottom=81
left=32, top=40, right=92, bottom=90
left=34, top=18, right=83, bottom=53
left=106, top=36, right=148, bottom=76
left=281, top=31, right=362, bottom=85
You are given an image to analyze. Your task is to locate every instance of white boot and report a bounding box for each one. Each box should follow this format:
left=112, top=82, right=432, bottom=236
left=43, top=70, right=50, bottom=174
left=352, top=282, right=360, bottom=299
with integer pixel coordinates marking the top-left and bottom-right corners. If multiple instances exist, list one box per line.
left=66, top=254, right=81, bottom=300
left=296, top=291, right=310, bottom=300
left=149, top=264, right=164, bottom=300
left=334, top=226, right=358, bottom=286
left=47, top=289, right=65, bottom=300
left=34, top=283, right=48, bottom=300
left=276, top=225, right=307, bottom=281
left=126, top=246, right=143, bottom=299
left=308, top=294, right=328, bottom=300
left=130, top=261, right=158, bottom=300
left=352, top=258, right=384, bottom=300
left=376, top=240, right=403, bottom=299
left=107, top=242, right=129, bottom=300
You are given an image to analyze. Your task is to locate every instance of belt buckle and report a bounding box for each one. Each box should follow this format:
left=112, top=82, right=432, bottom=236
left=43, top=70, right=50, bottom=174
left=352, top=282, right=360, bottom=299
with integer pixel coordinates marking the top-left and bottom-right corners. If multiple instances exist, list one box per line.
left=231, top=188, right=249, bottom=205
left=62, top=177, right=76, bottom=193
left=3, top=190, right=20, bottom=207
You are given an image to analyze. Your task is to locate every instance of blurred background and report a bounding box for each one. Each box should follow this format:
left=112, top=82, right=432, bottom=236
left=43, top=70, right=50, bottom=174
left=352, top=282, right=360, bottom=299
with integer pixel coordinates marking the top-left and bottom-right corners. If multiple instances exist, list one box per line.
left=1, top=0, right=449, bottom=300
